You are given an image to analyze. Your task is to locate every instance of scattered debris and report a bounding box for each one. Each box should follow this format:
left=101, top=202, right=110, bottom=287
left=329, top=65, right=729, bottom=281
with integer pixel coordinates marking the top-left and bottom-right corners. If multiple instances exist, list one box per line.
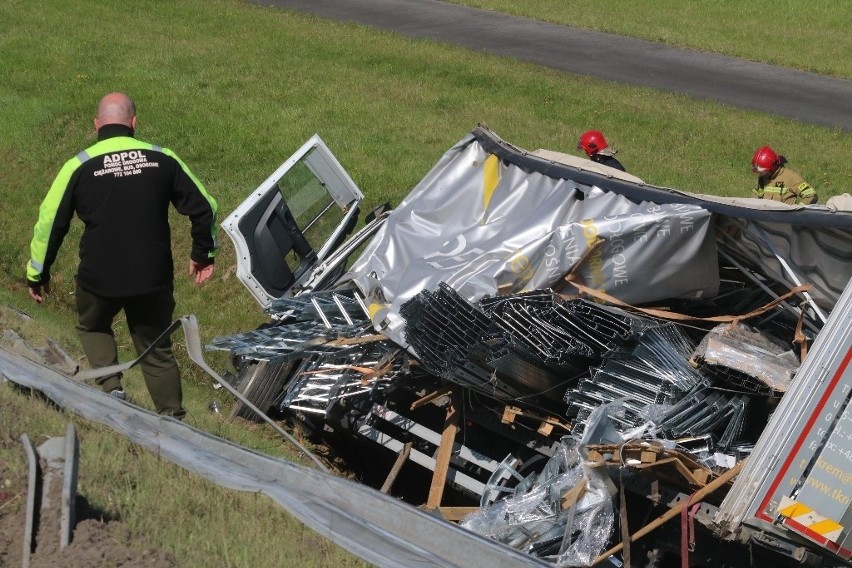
left=204, top=126, right=852, bottom=566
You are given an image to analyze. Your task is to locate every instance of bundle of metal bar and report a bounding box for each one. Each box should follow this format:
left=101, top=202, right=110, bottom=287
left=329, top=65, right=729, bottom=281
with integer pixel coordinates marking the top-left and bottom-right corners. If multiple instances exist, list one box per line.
left=403, top=285, right=660, bottom=407
left=625, top=325, right=704, bottom=394
left=654, top=385, right=751, bottom=451
left=266, top=288, right=370, bottom=325
left=207, top=289, right=374, bottom=364
left=206, top=319, right=369, bottom=363
left=276, top=342, right=400, bottom=417
left=403, top=285, right=582, bottom=404
left=480, top=293, right=644, bottom=367
left=565, top=324, right=703, bottom=436
left=401, top=284, right=492, bottom=371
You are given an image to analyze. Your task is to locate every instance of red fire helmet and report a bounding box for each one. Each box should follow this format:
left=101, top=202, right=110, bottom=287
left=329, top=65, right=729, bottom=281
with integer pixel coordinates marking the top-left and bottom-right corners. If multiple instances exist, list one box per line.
left=577, top=130, right=609, bottom=157
left=751, top=145, right=781, bottom=175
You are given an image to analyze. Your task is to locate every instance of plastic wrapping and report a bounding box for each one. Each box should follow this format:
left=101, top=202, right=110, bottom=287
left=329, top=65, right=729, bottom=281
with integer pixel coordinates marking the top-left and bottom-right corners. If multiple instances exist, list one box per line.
left=691, top=323, right=800, bottom=393
left=461, top=437, right=614, bottom=567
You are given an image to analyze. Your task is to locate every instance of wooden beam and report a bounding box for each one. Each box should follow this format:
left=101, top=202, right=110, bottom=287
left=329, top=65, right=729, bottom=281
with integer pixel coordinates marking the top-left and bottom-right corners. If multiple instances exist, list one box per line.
left=410, top=384, right=454, bottom=411
left=501, top=405, right=571, bottom=434
left=561, top=479, right=587, bottom=510
left=425, top=393, right=460, bottom=509
left=592, top=459, right=746, bottom=565
left=438, top=506, right=480, bottom=522
left=380, top=441, right=412, bottom=494
left=325, top=334, right=388, bottom=347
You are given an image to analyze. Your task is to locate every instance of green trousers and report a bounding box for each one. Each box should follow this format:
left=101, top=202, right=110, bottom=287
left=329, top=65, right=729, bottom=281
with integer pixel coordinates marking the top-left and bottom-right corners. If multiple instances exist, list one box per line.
left=75, top=283, right=185, bottom=419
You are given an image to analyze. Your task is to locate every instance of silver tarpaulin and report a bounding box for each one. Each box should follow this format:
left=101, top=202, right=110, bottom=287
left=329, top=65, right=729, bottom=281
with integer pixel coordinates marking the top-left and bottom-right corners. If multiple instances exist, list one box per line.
left=346, top=133, right=718, bottom=347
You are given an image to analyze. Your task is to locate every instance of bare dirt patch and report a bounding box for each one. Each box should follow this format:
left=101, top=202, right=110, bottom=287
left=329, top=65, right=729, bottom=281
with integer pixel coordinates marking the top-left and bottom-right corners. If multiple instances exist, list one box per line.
left=0, top=419, right=175, bottom=568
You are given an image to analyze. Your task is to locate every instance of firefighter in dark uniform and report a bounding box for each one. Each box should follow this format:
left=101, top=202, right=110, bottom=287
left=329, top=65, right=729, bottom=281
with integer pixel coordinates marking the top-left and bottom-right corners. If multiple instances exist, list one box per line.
left=26, top=92, right=218, bottom=419
left=577, top=130, right=626, bottom=172
left=751, top=145, right=817, bottom=205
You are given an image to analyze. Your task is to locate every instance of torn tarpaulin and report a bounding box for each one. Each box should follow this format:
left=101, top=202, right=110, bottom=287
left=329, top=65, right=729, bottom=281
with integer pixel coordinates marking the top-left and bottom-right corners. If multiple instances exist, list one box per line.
left=345, top=132, right=719, bottom=349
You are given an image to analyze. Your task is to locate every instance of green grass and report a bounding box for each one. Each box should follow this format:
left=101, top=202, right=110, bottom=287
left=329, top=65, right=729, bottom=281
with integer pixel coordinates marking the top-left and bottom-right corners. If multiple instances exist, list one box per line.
left=443, top=0, right=852, bottom=78
left=0, top=383, right=365, bottom=567
left=0, top=0, right=850, bottom=565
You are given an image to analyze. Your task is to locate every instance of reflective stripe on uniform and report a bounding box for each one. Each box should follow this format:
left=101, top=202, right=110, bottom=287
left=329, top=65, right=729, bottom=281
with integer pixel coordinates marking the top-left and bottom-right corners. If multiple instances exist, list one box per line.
left=754, top=186, right=784, bottom=198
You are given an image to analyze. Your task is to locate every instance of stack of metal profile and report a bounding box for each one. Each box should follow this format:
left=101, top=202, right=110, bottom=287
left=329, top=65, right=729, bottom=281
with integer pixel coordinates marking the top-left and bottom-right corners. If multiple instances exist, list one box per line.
left=402, top=285, right=651, bottom=407
left=265, top=288, right=369, bottom=325
left=565, top=324, right=705, bottom=436
left=654, top=385, right=751, bottom=451
left=401, top=283, right=523, bottom=399
left=275, top=341, right=403, bottom=417
left=206, top=289, right=371, bottom=364
left=209, top=289, right=399, bottom=418
left=206, top=320, right=368, bottom=362
left=480, top=292, right=645, bottom=367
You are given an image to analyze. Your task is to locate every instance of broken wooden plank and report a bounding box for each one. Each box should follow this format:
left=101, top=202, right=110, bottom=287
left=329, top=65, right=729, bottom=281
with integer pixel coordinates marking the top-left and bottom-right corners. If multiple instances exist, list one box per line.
left=501, top=405, right=571, bottom=434
left=410, top=384, right=454, bottom=411
left=561, top=479, right=587, bottom=510
left=380, top=441, right=412, bottom=494
left=426, top=393, right=460, bottom=509
left=438, top=506, right=480, bottom=522
left=324, top=334, right=388, bottom=347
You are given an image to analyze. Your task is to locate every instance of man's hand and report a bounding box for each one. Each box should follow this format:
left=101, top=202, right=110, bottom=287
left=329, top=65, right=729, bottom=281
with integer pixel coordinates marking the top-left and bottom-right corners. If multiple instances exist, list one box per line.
left=28, top=282, right=50, bottom=303
left=188, top=260, right=214, bottom=284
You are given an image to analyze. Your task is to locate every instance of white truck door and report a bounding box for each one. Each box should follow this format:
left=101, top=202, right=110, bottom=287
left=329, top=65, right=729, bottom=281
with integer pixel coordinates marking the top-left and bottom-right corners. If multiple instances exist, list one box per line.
left=222, top=135, right=363, bottom=307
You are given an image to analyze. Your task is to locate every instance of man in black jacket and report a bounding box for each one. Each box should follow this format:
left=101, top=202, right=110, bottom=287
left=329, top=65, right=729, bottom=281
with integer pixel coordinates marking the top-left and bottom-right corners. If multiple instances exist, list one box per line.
left=26, top=92, right=219, bottom=419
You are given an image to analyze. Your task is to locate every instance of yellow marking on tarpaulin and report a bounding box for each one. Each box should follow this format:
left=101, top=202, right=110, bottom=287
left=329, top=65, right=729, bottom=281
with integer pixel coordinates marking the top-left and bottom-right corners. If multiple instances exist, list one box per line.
left=368, top=303, right=385, bottom=319
left=482, top=154, right=500, bottom=220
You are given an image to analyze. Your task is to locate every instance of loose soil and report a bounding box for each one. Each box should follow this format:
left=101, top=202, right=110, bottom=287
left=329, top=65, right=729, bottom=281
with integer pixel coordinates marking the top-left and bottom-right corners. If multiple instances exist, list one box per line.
left=0, top=454, right=176, bottom=568
left=0, top=315, right=174, bottom=566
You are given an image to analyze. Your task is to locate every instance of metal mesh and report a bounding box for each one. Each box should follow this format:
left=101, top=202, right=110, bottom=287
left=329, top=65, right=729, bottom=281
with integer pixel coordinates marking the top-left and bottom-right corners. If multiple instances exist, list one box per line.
left=401, top=285, right=647, bottom=410
left=565, top=324, right=704, bottom=436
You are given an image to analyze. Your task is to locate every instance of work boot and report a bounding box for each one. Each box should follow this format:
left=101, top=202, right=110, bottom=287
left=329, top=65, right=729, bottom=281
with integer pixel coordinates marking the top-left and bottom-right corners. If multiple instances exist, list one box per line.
left=109, top=389, right=127, bottom=401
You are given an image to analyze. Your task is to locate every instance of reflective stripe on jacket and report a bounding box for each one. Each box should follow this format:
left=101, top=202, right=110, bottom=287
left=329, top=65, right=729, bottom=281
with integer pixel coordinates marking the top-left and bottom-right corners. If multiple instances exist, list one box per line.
left=28, top=124, right=218, bottom=297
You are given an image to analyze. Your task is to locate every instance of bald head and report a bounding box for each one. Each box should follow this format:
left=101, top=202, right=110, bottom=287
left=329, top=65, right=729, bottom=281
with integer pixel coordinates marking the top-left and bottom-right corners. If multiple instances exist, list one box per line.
left=94, top=92, right=137, bottom=131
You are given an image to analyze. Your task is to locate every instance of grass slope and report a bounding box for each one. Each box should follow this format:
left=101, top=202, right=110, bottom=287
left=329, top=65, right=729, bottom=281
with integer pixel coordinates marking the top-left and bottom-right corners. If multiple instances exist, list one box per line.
left=0, top=0, right=849, bottom=565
